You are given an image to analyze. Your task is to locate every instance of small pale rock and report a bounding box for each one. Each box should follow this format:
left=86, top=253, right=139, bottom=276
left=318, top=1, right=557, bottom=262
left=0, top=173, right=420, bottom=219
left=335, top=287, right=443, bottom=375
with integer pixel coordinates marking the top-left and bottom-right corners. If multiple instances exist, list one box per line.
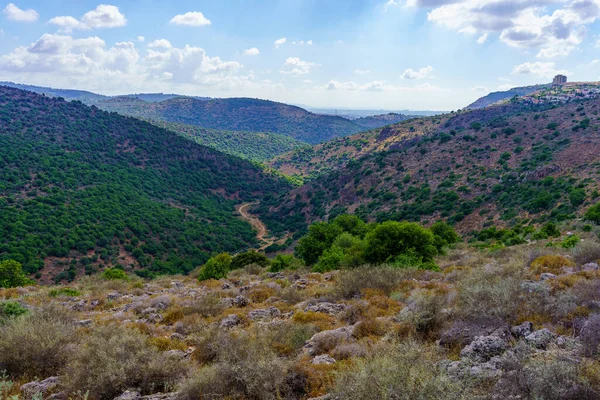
left=170, top=332, right=185, bottom=341
left=312, top=355, right=336, bottom=365
left=540, top=273, right=557, bottom=281
left=248, top=307, right=281, bottom=321
left=582, top=263, right=599, bottom=271
left=305, top=302, right=346, bottom=315
left=233, top=295, right=249, bottom=307
left=106, top=292, right=120, bottom=301
left=76, top=319, right=93, bottom=327
left=113, top=391, right=141, bottom=400
left=221, top=282, right=231, bottom=290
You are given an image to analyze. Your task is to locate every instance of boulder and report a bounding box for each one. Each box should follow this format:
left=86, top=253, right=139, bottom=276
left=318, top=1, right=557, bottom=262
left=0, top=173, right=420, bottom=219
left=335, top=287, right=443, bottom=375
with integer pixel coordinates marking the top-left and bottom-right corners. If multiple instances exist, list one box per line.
left=233, top=295, right=249, bottom=307
left=304, top=326, right=355, bottom=356
left=220, top=314, right=241, bottom=328
left=511, top=321, right=533, bottom=338
left=439, top=320, right=510, bottom=347
left=21, top=377, right=60, bottom=399
left=461, top=335, right=507, bottom=362
left=248, top=307, right=281, bottom=321
left=525, top=328, right=555, bottom=349
left=113, top=391, right=141, bottom=400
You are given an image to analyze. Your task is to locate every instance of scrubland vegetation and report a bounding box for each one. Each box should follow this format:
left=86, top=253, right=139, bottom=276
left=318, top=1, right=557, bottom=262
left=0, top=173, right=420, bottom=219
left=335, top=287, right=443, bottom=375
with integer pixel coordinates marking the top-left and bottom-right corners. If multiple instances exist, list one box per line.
left=5, top=213, right=600, bottom=399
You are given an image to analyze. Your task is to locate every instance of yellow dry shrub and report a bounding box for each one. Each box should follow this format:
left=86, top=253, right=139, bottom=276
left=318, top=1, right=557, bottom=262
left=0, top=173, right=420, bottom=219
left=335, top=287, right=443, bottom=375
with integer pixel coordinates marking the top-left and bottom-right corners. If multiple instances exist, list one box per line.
left=551, top=270, right=600, bottom=291
left=353, top=318, right=389, bottom=339
left=247, top=286, right=277, bottom=303
left=0, top=288, right=19, bottom=299
left=292, top=311, right=336, bottom=331
left=162, top=307, right=185, bottom=325
left=147, top=336, right=188, bottom=351
left=530, top=255, right=574, bottom=275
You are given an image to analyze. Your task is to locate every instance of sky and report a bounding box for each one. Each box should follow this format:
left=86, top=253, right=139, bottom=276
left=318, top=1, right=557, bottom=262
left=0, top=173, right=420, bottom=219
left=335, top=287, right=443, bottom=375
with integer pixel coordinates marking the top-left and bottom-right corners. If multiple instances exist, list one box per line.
left=0, top=1, right=600, bottom=110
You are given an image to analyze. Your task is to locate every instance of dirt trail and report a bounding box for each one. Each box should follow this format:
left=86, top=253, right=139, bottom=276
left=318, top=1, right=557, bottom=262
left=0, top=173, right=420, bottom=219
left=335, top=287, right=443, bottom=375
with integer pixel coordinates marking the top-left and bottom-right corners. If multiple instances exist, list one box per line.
left=236, top=202, right=274, bottom=251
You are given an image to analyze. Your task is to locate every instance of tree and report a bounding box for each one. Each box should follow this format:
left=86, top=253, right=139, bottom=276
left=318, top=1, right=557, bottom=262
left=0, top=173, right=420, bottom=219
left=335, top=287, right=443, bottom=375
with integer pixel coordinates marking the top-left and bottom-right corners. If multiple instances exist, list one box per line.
left=363, top=221, right=437, bottom=265
left=198, top=253, right=232, bottom=281
left=331, top=214, right=368, bottom=238
left=585, top=203, right=600, bottom=224
left=430, top=221, right=460, bottom=252
left=295, top=222, right=343, bottom=265
left=0, top=260, right=30, bottom=288
left=230, top=251, right=269, bottom=270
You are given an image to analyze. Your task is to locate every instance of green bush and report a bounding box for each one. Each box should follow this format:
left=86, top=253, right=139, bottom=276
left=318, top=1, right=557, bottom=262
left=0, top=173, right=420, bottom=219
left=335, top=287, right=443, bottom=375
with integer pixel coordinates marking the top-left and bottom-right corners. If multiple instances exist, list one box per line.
left=0, top=301, right=28, bottom=319
left=363, top=221, right=437, bottom=265
left=49, top=288, right=81, bottom=297
left=269, top=254, right=302, bottom=272
left=102, top=268, right=129, bottom=281
left=230, top=251, right=269, bottom=270
left=561, top=235, right=580, bottom=249
left=0, top=260, right=31, bottom=289
left=295, top=222, right=343, bottom=265
left=430, top=221, right=460, bottom=252
left=585, top=202, right=600, bottom=224
left=198, top=253, right=232, bottom=281
left=313, top=246, right=344, bottom=273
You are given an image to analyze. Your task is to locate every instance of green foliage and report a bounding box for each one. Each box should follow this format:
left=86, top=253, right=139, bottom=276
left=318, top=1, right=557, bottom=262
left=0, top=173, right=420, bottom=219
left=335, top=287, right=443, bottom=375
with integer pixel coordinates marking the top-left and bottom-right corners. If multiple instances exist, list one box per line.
left=99, top=96, right=365, bottom=145
left=49, top=288, right=82, bottom=297
left=0, top=87, right=290, bottom=278
left=198, top=253, right=232, bottom=281
left=0, top=260, right=30, bottom=289
left=268, top=254, right=301, bottom=272
left=561, top=235, right=580, bottom=249
left=363, top=221, right=437, bottom=265
left=585, top=202, right=600, bottom=224
left=230, top=251, right=269, bottom=270
left=102, top=268, right=129, bottom=281
left=0, top=301, right=28, bottom=318
left=313, top=246, right=345, bottom=273
left=430, top=221, right=460, bottom=251
left=149, top=120, right=308, bottom=163
left=295, top=222, right=343, bottom=265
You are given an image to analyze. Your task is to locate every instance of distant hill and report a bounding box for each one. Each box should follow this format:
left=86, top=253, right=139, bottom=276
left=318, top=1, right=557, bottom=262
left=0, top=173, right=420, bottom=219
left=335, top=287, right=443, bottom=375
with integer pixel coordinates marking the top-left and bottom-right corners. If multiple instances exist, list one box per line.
left=0, top=87, right=290, bottom=282
left=96, top=96, right=368, bottom=144
left=260, top=97, right=600, bottom=236
left=123, top=93, right=211, bottom=102
left=353, top=113, right=416, bottom=129
left=0, top=81, right=108, bottom=102
left=466, top=85, right=550, bottom=109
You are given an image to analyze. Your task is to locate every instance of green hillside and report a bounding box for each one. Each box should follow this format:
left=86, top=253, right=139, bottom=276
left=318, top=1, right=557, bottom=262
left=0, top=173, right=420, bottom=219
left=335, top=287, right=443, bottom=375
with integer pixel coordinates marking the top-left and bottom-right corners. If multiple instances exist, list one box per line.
left=97, top=96, right=366, bottom=144
left=0, top=87, right=290, bottom=282
left=148, top=119, right=308, bottom=163
left=259, top=98, right=600, bottom=237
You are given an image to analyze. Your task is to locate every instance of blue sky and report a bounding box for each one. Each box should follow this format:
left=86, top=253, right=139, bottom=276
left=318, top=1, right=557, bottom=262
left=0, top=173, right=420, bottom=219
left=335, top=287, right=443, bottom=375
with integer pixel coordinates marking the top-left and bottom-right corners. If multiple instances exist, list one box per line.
left=0, top=0, right=599, bottom=110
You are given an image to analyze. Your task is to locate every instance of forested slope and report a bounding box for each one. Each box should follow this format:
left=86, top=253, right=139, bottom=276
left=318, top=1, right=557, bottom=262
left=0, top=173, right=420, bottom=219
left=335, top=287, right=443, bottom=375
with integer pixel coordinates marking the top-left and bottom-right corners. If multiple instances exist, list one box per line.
left=0, top=87, right=290, bottom=281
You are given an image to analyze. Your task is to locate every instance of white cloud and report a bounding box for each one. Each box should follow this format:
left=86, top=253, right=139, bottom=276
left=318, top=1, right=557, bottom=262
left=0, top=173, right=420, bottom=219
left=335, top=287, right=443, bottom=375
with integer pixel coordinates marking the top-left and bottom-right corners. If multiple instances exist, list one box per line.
left=169, top=11, right=211, bottom=26
left=3, top=3, right=38, bottom=22
left=0, top=33, right=254, bottom=94
left=471, top=85, right=488, bottom=92
left=148, top=39, right=172, bottom=49
left=400, top=65, right=433, bottom=79
left=243, top=47, right=260, bottom=56
left=324, top=79, right=444, bottom=94
left=419, top=0, right=600, bottom=58
left=274, top=37, right=287, bottom=48
left=384, top=0, right=402, bottom=11
left=137, top=36, right=145, bottom=42
left=354, top=69, right=371, bottom=75
left=477, top=33, right=488, bottom=44
left=49, top=4, right=127, bottom=31
left=292, top=40, right=313, bottom=45
left=280, top=57, right=319, bottom=76
left=511, top=61, right=569, bottom=78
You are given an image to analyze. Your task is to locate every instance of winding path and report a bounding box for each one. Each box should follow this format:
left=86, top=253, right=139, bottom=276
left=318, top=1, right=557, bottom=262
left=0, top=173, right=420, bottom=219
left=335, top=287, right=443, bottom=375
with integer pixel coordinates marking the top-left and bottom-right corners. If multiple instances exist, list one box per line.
left=236, top=202, right=274, bottom=251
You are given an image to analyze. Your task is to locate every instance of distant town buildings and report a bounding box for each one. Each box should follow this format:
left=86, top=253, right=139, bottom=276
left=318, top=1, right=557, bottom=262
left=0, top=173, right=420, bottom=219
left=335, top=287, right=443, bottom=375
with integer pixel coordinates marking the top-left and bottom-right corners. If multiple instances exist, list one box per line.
left=553, top=74, right=567, bottom=85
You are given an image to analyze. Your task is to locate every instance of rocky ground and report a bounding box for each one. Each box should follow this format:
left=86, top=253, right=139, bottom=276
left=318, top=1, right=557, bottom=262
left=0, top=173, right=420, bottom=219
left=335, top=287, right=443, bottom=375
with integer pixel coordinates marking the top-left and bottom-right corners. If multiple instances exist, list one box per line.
left=4, top=241, right=600, bottom=399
